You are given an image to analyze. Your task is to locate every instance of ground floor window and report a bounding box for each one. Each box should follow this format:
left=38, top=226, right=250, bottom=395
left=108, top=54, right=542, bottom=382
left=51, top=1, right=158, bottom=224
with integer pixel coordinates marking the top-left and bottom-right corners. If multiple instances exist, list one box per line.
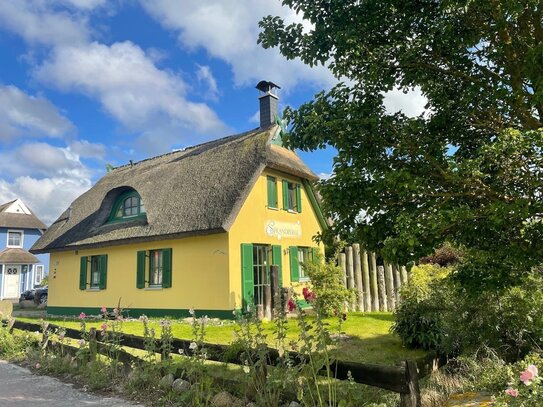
left=252, top=245, right=269, bottom=306
left=34, top=265, right=44, bottom=286
left=136, top=248, right=172, bottom=289
left=79, top=255, right=108, bottom=290
left=149, top=250, right=164, bottom=286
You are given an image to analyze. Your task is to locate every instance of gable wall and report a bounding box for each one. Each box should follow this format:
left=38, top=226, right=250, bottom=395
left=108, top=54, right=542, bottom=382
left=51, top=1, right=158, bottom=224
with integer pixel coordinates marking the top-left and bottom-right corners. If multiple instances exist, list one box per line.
left=227, top=168, right=324, bottom=309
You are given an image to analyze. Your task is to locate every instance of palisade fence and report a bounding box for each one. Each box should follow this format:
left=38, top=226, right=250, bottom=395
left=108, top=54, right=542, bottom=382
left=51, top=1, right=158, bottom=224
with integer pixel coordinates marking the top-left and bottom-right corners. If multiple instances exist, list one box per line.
left=339, top=243, right=409, bottom=312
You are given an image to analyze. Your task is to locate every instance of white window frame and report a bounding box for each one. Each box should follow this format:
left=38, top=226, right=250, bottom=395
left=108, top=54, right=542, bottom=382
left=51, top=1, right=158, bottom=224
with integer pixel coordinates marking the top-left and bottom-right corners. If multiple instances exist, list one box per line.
left=34, top=265, right=44, bottom=286
left=7, top=230, right=24, bottom=248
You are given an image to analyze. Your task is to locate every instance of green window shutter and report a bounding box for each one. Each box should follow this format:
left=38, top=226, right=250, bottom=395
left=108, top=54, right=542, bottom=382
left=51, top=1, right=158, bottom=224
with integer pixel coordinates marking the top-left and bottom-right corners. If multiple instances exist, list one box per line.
left=79, top=256, right=88, bottom=290
left=241, top=244, right=254, bottom=309
left=162, top=248, right=172, bottom=288
left=136, top=250, right=146, bottom=289
left=99, top=255, right=108, bottom=290
left=289, top=246, right=299, bottom=282
left=282, top=180, right=289, bottom=210
left=272, top=245, right=283, bottom=286
left=311, top=247, right=318, bottom=263
left=296, top=184, right=302, bottom=213
left=267, top=176, right=277, bottom=208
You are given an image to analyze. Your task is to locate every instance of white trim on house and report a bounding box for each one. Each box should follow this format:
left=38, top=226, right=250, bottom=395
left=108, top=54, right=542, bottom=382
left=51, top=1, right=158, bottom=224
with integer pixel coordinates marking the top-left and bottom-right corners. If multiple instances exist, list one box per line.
left=34, top=264, right=44, bottom=286
left=6, top=229, right=24, bottom=248
left=0, top=264, right=4, bottom=300
left=4, top=199, right=31, bottom=215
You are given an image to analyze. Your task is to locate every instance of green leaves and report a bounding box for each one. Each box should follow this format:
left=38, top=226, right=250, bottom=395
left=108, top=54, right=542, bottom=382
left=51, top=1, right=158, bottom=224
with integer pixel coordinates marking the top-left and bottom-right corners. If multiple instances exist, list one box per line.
left=260, top=0, right=543, bottom=290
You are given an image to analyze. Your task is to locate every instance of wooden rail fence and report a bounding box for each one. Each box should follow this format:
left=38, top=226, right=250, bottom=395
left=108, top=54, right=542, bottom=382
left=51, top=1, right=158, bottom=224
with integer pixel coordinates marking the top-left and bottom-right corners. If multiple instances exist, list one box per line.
left=339, top=244, right=409, bottom=312
left=9, top=319, right=445, bottom=406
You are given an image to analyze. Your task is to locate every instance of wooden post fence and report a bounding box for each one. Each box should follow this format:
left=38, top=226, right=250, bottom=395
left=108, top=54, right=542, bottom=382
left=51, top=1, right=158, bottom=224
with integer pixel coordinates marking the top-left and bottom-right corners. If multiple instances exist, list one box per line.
left=338, top=244, right=410, bottom=312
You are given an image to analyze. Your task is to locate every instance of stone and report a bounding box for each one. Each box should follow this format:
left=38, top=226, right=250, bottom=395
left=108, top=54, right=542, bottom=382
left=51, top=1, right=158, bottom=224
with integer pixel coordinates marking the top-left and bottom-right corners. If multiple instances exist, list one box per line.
left=159, top=373, right=175, bottom=389
left=0, top=300, right=13, bottom=319
left=288, top=402, right=301, bottom=407
left=212, top=391, right=244, bottom=407
left=172, top=378, right=190, bottom=393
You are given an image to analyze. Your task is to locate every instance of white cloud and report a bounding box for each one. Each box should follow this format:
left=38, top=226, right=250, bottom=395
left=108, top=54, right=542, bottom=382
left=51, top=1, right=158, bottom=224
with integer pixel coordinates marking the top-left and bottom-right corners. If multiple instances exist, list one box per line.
left=35, top=41, right=228, bottom=152
left=0, top=143, right=91, bottom=179
left=139, top=0, right=336, bottom=90
left=383, top=87, right=427, bottom=118
left=0, top=1, right=90, bottom=47
left=68, top=139, right=106, bottom=159
left=0, top=85, right=75, bottom=142
left=196, top=65, right=220, bottom=101
left=59, top=0, right=107, bottom=10
left=0, top=175, right=91, bottom=226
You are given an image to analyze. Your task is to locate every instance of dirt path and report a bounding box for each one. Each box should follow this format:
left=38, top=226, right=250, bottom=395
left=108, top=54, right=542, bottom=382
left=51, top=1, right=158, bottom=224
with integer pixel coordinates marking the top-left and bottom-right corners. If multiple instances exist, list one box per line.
left=0, top=360, right=138, bottom=406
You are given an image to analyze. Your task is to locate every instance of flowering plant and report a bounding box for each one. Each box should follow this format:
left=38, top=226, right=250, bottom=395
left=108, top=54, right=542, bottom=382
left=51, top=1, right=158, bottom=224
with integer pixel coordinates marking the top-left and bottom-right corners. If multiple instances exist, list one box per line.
left=496, top=358, right=543, bottom=406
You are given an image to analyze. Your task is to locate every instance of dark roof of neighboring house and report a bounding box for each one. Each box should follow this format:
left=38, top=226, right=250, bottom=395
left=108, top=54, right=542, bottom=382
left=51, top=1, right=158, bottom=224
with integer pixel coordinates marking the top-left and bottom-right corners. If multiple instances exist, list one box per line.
left=0, top=201, right=47, bottom=230
left=0, top=248, right=39, bottom=264
left=31, top=126, right=318, bottom=254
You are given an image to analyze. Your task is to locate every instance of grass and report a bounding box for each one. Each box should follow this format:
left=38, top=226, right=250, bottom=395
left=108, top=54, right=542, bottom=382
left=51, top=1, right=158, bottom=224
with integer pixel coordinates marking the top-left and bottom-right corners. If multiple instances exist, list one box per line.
left=17, top=311, right=425, bottom=365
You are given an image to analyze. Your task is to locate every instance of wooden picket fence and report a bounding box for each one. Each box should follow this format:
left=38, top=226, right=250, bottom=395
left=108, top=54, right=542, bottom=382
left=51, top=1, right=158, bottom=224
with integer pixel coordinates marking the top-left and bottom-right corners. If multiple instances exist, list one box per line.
left=339, top=243, right=409, bottom=312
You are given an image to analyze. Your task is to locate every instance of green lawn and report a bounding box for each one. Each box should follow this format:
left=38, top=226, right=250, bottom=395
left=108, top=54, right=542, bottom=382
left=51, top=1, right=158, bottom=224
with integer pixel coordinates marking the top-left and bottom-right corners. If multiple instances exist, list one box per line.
left=17, top=312, right=425, bottom=365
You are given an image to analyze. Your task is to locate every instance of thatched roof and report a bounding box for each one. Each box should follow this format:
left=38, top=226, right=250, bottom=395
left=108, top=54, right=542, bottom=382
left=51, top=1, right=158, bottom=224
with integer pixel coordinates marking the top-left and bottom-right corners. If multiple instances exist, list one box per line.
left=0, top=248, right=39, bottom=264
left=31, top=126, right=318, bottom=254
left=0, top=200, right=47, bottom=230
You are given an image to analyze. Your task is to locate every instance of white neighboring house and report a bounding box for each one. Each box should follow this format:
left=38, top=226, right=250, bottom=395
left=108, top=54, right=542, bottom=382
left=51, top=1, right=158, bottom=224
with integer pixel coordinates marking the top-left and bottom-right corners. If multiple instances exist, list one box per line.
left=0, top=199, right=49, bottom=300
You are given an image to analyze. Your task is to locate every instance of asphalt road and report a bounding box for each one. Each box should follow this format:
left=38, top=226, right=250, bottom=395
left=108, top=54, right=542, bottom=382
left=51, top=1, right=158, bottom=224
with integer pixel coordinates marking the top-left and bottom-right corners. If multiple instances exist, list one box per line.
left=0, top=360, right=138, bottom=406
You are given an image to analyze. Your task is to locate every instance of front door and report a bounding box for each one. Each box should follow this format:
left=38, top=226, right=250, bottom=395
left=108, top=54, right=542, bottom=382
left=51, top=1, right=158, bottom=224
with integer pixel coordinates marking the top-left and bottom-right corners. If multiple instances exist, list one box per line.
left=252, top=245, right=269, bottom=306
left=4, top=265, right=21, bottom=298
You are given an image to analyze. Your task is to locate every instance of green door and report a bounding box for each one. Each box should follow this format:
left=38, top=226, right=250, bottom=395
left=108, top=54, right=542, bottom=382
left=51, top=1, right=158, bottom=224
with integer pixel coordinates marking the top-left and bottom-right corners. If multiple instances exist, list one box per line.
left=241, top=244, right=254, bottom=310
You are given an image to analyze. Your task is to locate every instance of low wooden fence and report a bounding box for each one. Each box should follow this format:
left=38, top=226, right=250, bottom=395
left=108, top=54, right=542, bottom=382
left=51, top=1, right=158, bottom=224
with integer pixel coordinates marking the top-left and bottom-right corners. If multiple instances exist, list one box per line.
left=9, top=319, right=445, bottom=407
left=339, top=243, right=409, bottom=312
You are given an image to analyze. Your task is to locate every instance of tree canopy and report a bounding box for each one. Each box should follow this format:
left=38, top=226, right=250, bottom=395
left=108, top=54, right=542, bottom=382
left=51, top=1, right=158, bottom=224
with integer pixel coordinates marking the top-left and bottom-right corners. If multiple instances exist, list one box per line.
left=259, top=0, right=543, bottom=290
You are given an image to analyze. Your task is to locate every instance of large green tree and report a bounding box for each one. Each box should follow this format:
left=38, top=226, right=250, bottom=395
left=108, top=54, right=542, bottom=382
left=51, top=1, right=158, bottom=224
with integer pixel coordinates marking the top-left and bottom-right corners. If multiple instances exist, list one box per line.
left=259, top=0, right=543, bottom=290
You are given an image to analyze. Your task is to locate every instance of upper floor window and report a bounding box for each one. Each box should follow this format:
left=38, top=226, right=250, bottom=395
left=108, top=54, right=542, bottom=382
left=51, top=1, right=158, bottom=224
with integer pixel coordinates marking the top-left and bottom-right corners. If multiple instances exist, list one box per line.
left=282, top=180, right=302, bottom=213
left=7, top=230, right=23, bottom=247
left=109, top=191, right=146, bottom=222
left=267, top=176, right=278, bottom=209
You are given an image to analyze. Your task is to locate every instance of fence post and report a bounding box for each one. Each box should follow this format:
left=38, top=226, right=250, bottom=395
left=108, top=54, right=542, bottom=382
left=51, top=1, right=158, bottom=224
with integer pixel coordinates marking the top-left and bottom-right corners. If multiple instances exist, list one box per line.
left=399, top=360, right=421, bottom=407
left=393, top=264, right=402, bottom=305
left=270, top=265, right=281, bottom=319
left=345, top=246, right=356, bottom=311
left=339, top=252, right=347, bottom=287
left=384, top=263, right=396, bottom=311
left=361, top=249, right=371, bottom=312
left=400, top=265, right=409, bottom=285
left=377, top=265, right=387, bottom=312
left=89, top=328, right=97, bottom=362
left=370, top=253, right=379, bottom=311
left=353, top=244, right=364, bottom=311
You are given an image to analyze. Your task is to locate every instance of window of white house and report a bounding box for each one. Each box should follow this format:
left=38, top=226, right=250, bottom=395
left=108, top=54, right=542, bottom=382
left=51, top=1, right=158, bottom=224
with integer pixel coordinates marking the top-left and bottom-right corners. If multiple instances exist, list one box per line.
left=7, top=231, right=23, bottom=247
left=34, top=265, right=44, bottom=286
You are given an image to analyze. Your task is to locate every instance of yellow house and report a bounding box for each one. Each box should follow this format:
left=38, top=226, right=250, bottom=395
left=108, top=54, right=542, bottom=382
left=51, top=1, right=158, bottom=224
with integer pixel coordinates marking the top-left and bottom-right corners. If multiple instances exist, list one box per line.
left=31, top=82, right=327, bottom=318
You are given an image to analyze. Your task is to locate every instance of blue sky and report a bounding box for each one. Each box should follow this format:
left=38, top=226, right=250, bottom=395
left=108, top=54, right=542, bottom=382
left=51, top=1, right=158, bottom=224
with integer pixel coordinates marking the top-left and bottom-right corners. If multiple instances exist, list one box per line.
left=0, top=1, right=424, bottom=225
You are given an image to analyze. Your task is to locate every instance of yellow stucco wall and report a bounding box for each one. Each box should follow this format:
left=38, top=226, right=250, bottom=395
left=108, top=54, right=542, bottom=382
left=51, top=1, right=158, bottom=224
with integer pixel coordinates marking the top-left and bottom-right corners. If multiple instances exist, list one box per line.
left=48, top=233, right=230, bottom=313
left=227, top=168, right=324, bottom=309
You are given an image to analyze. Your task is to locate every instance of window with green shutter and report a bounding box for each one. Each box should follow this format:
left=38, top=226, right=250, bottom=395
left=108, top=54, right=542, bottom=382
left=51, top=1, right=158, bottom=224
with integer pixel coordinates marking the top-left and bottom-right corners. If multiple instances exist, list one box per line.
left=136, top=248, right=172, bottom=289
left=267, top=176, right=278, bottom=209
left=282, top=180, right=302, bottom=213
left=289, top=246, right=299, bottom=282
left=79, top=255, right=107, bottom=290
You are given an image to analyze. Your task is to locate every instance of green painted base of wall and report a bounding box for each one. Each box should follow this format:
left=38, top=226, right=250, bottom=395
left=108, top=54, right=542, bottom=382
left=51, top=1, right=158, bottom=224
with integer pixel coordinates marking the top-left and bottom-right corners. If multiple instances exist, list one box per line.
left=46, top=306, right=235, bottom=320
left=296, top=299, right=312, bottom=309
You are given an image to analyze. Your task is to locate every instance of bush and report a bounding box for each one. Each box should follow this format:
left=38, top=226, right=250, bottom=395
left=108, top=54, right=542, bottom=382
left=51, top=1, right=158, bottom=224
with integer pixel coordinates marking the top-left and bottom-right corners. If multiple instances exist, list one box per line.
left=391, top=264, right=452, bottom=350
left=392, top=264, right=543, bottom=360
left=419, top=243, right=463, bottom=267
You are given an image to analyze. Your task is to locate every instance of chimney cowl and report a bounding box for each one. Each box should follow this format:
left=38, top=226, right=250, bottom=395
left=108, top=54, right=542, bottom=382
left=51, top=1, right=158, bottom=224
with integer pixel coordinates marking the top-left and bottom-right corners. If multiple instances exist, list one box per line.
left=256, top=80, right=280, bottom=128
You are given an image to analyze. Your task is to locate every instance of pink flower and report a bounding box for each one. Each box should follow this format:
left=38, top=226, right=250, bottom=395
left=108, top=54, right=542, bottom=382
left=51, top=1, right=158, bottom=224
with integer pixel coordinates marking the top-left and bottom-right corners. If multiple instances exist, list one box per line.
left=35, top=363, right=41, bottom=369
left=78, top=312, right=86, bottom=320
left=100, top=306, right=107, bottom=314
left=302, top=287, right=316, bottom=302
left=113, top=308, right=118, bottom=315
left=287, top=298, right=296, bottom=312
left=520, top=364, right=538, bottom=385
left=100, top=323, right=108, bottom=332
left=505, top=388, right=519, bottom=397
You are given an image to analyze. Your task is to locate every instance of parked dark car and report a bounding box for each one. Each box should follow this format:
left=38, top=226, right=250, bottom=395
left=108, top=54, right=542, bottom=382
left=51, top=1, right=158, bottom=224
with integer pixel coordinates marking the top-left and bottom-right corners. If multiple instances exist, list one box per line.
left=33, top=286, right=48, bottom=305
left=19, top=289, right=36, bottom=302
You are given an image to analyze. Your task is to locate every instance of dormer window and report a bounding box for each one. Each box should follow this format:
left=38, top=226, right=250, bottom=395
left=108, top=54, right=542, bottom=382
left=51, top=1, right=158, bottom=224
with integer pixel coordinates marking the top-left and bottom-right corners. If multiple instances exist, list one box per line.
left=109, top=191, right=146, bottom=222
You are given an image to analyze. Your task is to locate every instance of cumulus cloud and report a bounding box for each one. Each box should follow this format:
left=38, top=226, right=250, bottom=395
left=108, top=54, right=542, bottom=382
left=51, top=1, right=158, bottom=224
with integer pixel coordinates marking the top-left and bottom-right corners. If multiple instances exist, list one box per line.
left=383, top=87, right=428, bottom=118
left=196, top=65, right=220, bottom=101
left=68, top=139, right=106, bottom=159
left=139, top=0, right=336, bottom=90
left=0, top=1, right=90, bottom=47
left=0, top=84, right=75, bottom=142
left=0, top=175, right=91, bottom=226
left=35, top=41, right=228, bottom=152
